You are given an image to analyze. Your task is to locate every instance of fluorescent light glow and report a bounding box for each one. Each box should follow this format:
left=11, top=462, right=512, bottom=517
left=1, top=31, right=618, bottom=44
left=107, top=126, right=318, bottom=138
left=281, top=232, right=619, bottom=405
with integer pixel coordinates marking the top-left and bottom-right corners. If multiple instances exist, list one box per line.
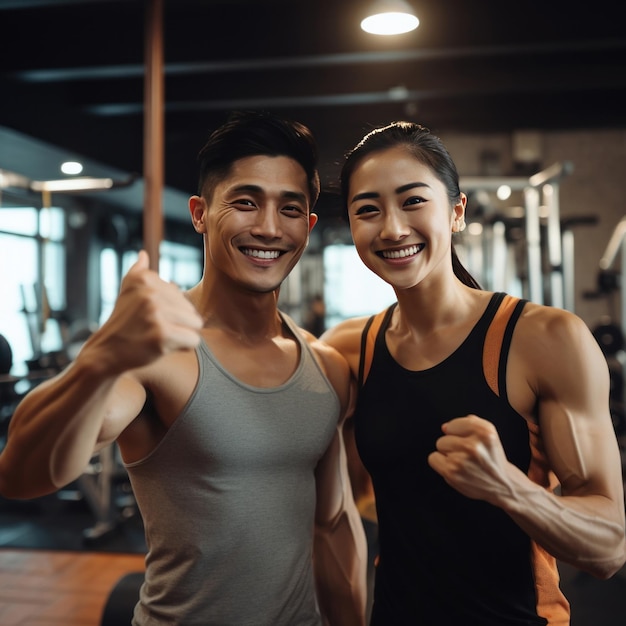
left=361, top=9, right=419, bottom=35
left=361, top=12, right=419, bottom=35
left=496, top=184, right=512, bottom=200
left=0, top=169, right=30, bottom=190
left=30, top=177, right=115, bottom=192
left=467, top=222, right=484, bottom=236
left=61, top=161, right=83, bottom=175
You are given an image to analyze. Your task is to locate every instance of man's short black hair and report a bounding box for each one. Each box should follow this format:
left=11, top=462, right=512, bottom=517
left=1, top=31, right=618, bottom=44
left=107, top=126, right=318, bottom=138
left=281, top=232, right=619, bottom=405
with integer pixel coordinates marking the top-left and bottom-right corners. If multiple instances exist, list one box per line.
left=197, top=110, right=320, bottom=206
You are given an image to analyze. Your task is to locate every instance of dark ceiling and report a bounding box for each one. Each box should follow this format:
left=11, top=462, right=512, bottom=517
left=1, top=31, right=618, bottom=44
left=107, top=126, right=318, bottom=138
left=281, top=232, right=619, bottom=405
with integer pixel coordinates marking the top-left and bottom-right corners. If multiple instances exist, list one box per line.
left=0, top=0, right=625, bottom=223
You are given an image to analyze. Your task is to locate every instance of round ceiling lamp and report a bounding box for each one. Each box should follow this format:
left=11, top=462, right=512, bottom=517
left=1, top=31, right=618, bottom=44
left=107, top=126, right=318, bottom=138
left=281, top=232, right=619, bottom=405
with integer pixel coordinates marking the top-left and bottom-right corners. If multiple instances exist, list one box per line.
left=361, top=0, right=419, bottom=36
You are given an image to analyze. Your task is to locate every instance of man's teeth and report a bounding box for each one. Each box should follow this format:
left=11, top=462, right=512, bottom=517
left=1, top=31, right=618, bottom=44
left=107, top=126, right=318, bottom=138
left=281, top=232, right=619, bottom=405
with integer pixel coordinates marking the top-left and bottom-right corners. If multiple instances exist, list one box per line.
left=243, top=248, right=280, bottom=259
left=381, top=244, right=421, bottom=259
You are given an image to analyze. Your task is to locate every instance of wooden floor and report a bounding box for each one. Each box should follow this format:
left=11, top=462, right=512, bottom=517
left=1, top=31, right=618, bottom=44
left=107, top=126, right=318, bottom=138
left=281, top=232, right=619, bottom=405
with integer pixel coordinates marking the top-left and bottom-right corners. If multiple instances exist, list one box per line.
left=0, top=549, right=145, bottom=626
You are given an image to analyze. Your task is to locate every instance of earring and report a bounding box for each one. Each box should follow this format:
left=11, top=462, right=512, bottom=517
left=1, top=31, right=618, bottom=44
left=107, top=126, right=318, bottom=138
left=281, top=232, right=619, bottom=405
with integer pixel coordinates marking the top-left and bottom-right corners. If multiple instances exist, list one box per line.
left=453, top=217, right=466, bottom=233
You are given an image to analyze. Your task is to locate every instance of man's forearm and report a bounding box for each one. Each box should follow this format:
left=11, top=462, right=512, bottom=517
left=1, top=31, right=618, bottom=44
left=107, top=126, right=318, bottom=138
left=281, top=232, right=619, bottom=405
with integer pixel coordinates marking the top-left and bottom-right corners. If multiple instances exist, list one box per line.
left=0, top=357, right=119, bottom=499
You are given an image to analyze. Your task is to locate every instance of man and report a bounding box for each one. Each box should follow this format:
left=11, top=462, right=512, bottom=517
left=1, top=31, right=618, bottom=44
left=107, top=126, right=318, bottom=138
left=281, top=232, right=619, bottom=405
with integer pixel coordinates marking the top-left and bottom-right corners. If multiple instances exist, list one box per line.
left=0, top=111, right=367, bottom=626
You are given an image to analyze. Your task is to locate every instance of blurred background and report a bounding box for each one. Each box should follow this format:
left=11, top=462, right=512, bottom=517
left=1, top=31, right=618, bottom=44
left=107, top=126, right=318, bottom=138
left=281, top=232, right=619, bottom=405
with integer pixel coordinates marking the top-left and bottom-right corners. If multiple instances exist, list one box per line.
left=0, top=1, right=625, bottom=623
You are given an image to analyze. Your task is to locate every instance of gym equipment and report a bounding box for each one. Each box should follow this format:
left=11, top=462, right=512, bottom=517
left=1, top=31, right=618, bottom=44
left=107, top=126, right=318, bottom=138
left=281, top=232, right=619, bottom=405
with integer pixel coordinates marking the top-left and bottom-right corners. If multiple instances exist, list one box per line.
left=460, top=162, right=576, bottom=309
left=0, top=334, right=18, bottom=434
left=0, top=333, right=12, bottom=375
left=588, top=216, right=626, bottom=440
left=561, top=215, right=599, bottom=312
left=593, top=321, right=624, bottom=357
left=76, top=444, right=138, bottom=544
left=100, top=571, right=144, bottom=626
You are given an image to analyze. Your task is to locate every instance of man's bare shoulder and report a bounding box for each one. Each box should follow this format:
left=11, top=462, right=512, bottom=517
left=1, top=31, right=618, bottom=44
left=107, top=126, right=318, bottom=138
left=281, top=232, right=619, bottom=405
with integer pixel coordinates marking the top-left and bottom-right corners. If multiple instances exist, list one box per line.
left=298, top=326, right=347, bottom=370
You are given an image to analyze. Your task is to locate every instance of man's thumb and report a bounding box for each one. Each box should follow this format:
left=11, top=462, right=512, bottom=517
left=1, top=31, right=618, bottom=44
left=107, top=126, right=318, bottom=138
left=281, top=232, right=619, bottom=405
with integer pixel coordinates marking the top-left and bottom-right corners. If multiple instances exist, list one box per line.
left=130, top=249, right=150, bottom=273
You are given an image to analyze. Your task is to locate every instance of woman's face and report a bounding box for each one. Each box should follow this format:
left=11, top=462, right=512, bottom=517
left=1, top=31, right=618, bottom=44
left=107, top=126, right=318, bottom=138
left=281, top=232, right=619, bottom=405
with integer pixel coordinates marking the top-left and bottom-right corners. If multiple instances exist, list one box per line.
left=347, top=146, right=465, bottom=291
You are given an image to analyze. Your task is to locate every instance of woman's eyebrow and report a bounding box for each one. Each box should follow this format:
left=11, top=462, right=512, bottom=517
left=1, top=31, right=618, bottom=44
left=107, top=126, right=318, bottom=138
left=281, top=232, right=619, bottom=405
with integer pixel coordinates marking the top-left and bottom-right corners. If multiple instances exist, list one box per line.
left=351, top=181, right=430, bottom=203
left=351, top=191, right=379, bottom=202
left=395, top=182, right=430, bottom=194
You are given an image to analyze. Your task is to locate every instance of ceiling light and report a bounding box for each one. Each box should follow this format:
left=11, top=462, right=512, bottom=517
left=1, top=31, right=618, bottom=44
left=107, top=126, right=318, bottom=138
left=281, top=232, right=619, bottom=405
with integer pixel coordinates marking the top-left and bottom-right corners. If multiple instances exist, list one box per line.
left=0, top=169, right=137, bottom=193
left=30, top=177, right=117, bottom=192
left=361, top=0, right=419, bottom=36
left=61, top=161, right=83, bottom=175
left=496, top=185, right=512, bottom=201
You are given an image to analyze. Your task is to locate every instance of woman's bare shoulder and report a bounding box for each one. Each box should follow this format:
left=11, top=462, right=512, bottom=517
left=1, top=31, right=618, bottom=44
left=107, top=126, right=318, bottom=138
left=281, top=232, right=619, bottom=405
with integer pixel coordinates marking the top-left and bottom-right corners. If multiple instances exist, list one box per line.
left=514, top=301, right=605, bottom=370
left=321, top=315, right=373, bottom=351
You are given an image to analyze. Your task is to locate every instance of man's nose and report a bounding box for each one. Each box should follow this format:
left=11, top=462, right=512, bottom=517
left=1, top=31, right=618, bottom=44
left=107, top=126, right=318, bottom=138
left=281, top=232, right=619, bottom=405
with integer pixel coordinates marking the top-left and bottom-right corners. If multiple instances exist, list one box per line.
left=251, top=208, right=282, bottom=238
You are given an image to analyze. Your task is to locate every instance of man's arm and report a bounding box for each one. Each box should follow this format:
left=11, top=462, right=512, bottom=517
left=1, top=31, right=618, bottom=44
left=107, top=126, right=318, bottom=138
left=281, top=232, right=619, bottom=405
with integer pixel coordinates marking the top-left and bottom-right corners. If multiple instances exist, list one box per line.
left=0, top=251, right=202, bottom=499
left=428, top=306, right=626, bottom=579
left=310, top=339, right=367, bottom=626
left=322, top=319, right=377, bottom=521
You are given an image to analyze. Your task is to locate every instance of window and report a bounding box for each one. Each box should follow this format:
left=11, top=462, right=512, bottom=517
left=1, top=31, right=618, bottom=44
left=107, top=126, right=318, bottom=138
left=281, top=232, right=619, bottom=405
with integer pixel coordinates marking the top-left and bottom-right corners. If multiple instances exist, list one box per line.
left=99, top=242, right=202, bottom=326
left=0, top=206, right=65, bottom=375
left=323, top=244, right=395, bottom=328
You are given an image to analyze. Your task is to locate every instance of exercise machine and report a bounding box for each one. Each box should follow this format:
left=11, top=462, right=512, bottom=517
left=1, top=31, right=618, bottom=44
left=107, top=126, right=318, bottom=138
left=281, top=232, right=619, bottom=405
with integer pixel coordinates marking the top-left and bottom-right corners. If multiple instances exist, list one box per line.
left=460, top=162, right=578, bottom=309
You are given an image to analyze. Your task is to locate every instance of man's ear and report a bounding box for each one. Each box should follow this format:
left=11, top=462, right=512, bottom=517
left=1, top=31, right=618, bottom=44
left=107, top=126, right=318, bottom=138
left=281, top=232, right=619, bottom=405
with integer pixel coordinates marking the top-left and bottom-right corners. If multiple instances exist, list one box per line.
left=308, top=212, right=319, bottom=233
left=189, top=195, right=207, bottom=233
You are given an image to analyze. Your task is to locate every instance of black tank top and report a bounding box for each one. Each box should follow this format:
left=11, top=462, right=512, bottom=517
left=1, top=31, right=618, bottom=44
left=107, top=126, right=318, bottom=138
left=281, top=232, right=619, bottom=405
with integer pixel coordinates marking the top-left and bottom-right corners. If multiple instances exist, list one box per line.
left=355, top=292, right=570, bottom=625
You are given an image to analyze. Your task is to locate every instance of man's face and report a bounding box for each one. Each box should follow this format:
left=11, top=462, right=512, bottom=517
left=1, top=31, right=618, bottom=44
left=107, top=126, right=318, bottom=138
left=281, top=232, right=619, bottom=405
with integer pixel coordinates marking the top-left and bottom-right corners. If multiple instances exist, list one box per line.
left=191, top=154, right=318, bottom=293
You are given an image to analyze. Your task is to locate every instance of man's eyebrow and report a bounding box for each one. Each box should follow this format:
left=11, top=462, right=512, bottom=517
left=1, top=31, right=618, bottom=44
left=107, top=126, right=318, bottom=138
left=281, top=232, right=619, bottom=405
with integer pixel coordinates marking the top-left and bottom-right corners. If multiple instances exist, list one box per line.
left=351, top=181, right=430, bottom=203
left=230, top=184, right=307, bottom=203
left=282, top=190, right=308, bottom=203
left=230, top=184, right=263, bottom=194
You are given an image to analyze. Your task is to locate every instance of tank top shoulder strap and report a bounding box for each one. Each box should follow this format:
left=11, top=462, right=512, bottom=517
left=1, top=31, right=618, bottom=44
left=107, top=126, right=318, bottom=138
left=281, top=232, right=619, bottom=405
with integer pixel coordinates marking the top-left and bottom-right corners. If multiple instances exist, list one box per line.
left=358, top=303, right=397, bottom=389
left=483, top=293, right=528, bottom=397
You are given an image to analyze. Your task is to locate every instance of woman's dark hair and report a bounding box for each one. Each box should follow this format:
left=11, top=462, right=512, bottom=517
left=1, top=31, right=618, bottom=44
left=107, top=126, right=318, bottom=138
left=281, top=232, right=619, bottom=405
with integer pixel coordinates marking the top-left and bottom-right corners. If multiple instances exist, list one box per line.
left=340, top=121, right=481, bottom=289
left=197, top=110, right=320, bottom=206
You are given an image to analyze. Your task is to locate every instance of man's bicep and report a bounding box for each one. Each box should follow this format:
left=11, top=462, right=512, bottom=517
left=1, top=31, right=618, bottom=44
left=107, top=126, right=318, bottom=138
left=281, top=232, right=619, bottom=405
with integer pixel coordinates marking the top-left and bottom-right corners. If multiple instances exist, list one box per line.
left=314, top=426, right=354, bottom=526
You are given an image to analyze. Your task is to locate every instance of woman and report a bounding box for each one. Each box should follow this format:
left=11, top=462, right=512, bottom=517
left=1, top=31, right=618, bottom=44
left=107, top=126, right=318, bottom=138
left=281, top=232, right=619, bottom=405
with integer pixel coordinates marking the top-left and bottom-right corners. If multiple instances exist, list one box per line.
left=322, top=121, right=626, bottom=625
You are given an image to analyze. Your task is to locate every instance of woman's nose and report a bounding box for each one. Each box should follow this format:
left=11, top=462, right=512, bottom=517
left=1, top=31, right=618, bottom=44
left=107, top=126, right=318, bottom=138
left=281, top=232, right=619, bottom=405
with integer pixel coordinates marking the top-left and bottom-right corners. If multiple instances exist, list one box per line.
left=380, top=209, right=410, bottom=241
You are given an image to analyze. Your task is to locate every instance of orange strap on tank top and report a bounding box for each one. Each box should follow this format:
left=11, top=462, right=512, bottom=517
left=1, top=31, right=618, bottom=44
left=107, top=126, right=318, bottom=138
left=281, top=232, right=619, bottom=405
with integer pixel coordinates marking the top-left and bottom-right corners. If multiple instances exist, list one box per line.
left=359, top=295, right=522, bottom=396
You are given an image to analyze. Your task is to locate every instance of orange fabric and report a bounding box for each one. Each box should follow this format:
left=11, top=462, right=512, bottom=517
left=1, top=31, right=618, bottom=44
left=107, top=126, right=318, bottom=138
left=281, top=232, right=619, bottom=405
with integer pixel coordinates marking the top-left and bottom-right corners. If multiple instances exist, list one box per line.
left=362, top=310, right=387, bottom=386
left=531, top=542, right=571, bottom=625
left=482, top=294, right=519, bottom=396
left=528, top=419, right=568, bottom=622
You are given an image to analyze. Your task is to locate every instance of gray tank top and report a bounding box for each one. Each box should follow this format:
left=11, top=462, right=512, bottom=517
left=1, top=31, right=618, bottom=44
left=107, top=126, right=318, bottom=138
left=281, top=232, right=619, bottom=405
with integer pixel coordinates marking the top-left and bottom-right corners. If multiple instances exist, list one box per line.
left=127, top=314, right=339, bottom=626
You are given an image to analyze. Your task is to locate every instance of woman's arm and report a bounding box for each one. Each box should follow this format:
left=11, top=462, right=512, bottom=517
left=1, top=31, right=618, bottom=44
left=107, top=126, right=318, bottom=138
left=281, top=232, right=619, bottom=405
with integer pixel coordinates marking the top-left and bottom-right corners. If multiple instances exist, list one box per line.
left=428, top=306, right=626, bottom=579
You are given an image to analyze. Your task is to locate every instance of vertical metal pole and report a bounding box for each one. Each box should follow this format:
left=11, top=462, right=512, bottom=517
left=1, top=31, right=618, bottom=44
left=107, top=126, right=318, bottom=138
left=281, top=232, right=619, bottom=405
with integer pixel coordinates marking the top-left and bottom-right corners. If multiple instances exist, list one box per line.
left=524, top=186, right=543, bottom=304
left=481, top=223, right=493, bottom=290
left=492, top=221, right=507, bottom=292
left=562, top=230, right=575, bottom=312
left=544, top=183, right=564, bottom=308
left=622, top=237, right=626, bottom=361
left=38, top=190, right=52, bottom=346
left=143, top=0, right=165, bottom=272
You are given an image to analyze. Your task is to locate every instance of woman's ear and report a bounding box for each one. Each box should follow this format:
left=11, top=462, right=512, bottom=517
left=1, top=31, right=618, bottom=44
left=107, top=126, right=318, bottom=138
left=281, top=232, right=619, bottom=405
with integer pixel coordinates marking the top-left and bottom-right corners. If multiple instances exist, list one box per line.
left=189, top=195, right=207, bottom=233
left=451, top=193, right=467, bottom=233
